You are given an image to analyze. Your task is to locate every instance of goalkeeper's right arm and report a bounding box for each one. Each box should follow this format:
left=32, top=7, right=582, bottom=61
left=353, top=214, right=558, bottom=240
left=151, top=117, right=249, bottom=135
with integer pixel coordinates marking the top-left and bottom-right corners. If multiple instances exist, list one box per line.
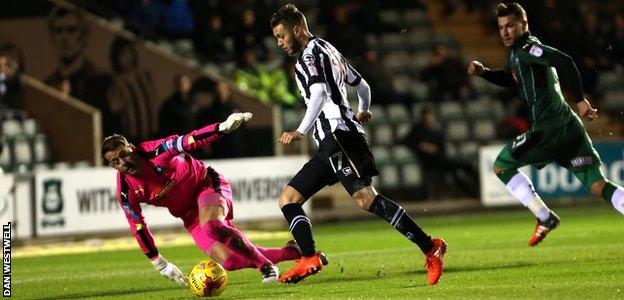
left=117, top=174, right=187, bottom=285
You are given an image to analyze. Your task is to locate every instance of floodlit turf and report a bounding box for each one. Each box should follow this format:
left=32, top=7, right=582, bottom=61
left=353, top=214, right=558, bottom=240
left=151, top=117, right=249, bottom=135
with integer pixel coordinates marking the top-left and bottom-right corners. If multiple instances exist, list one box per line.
left=13, top=205, right=624, bottom=299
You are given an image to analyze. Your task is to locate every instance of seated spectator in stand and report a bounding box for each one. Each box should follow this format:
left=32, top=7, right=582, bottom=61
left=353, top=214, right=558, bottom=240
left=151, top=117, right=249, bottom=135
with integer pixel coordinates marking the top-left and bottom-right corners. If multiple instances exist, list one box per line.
left=108, top=36, right=158, bottom=142
left=577, top=12, right=610, bottom=96
left=356, top=49, right=398, bottom=106
left=0, top=54, right=24, bottom=114
left=126, top=0, right=164, bottom=39
left=158, top=74, right=197, bottom=137
left=51, top=78, right=72, bottom=98
left=324, top=3, right=366, bottom=59
left=196, top=82, right=248, bottom=158
left=158, top=0, right=195, bottom=39
left=234, top=8, right=268, bottom=65
left=401, top=107, right=478, bottom=198
left=193, top=15, right=229, bottom=63
left=45, top=5, right=114, bottom=134
left=610, top=13, right=624, bottom=70
left=234, top=50, right=297, bottom=105
left=421, top=44, right=474, bottom=101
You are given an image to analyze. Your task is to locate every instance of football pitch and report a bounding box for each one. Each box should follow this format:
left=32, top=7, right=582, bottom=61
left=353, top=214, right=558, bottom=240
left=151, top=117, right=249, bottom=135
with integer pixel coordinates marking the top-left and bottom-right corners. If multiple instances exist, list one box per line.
left=13, top=204, right=624, bottom=299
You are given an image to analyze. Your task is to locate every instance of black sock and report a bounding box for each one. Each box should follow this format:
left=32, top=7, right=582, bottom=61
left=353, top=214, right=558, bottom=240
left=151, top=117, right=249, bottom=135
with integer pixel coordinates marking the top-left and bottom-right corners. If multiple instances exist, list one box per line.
left=281, top=203, right=316, bottom=256
left=368, top=194, right=434, bottom=254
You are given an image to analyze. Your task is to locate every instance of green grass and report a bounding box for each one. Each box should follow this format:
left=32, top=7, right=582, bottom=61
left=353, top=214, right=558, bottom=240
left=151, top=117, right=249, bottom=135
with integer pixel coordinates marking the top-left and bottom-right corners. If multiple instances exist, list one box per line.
left=13, top=205, right=624, bottom=299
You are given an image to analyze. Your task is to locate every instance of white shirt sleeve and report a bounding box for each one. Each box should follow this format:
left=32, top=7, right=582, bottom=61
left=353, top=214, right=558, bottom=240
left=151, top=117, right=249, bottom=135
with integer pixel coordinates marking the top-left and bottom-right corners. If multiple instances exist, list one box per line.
left=356, top=78, right=371, bottom=112
left=296, top=83, right=327, bottom=135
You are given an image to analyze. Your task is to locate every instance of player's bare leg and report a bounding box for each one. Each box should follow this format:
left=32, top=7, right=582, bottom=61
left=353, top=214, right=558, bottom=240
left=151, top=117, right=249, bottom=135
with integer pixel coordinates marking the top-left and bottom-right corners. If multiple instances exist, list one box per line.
left=353, top=186, right=446, bottom=285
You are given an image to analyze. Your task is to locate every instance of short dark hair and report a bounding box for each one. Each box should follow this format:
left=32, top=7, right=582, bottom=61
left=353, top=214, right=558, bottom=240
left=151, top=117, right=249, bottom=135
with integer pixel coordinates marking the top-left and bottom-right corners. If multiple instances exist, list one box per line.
left=270, top=3, right=305, bottom=29
left=101, top=134, right=129, bottom=158
left=496, top=2, right=527, bottom=21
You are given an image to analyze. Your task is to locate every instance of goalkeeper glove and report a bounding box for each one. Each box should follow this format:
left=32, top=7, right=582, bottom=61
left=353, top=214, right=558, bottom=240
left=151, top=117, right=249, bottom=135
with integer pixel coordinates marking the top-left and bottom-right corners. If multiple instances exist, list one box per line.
left=218, top=112, right=253, bottom=133
left=151, top=254, right=187, bottom=285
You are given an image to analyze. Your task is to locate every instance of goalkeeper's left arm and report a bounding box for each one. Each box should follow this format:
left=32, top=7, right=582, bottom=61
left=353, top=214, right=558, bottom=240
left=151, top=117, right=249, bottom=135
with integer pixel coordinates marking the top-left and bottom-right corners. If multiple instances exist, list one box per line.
left=145, top=112, right=254, bottom=160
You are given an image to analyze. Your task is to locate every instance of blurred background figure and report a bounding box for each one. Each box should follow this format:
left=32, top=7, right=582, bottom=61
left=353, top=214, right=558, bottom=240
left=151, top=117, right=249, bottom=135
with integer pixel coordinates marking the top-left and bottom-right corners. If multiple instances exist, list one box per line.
left=44, top=5, right=113, bottom=134
left=0, top=51, right=23, bottom=114
left=401, top=107, right=478, bottom=198
left=421, top=43, right=473, bottom=101
left=234, top=8, right=268, bottom=66
left=193, top=14, right=229, bottom=63
left=197, top=81, right=248, bottom=159
left=107, top=36, right=157, bottom=142
left=158, top=73, right=197, bottom=137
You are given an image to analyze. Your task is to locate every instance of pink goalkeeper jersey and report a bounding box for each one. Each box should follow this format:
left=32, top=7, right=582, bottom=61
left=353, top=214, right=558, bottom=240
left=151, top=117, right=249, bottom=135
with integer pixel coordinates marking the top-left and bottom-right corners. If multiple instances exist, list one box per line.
left=115, top=123, right=223, bottom=259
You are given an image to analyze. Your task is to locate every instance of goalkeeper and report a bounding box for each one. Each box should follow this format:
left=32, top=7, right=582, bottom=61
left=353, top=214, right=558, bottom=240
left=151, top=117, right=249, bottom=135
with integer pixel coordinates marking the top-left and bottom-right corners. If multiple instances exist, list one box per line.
left=102, top=113, right=302, bottom=285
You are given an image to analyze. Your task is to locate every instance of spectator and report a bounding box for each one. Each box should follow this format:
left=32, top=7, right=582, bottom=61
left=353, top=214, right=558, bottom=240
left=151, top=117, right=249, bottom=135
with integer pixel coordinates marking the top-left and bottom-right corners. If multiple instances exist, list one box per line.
left=234, top=50, right=297, bottom=105
left=193, top=14, right=230, bottom=63
left=401, top=107, right=478, bottom=198
left=45, top=5, right=114, bottom=135
left=107, top=36, right=157, bottom=142
left=0, top=41, right=28, bottom=123
left=0, top=53, right=24, bottom=113
left=197, top=81, right=248, bottom=158
left=324, top=3, right=366, bottom=59
left=158, top=74, right=197, bottom=137
left=158, top=0, right=195, bottom=39
left=356, top=49, right=396, bottom=106
left=576, top=11, right=610, bottom=96
left=609, top=13, right=624, bottom=70
left=126, top=0, right=164, bottom=39
left=421, top=43, right=473, bottom=101
left=234, top=8, right=268, bottom=66
left=51, top=78, right=72, bottom=98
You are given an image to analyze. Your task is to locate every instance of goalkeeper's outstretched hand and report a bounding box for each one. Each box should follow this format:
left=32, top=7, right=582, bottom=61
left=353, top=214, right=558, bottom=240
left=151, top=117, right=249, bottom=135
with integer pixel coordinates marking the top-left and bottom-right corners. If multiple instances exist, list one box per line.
left=151, top=254, right=187, bottom=285
left=219, top=112, right=253, bottom=133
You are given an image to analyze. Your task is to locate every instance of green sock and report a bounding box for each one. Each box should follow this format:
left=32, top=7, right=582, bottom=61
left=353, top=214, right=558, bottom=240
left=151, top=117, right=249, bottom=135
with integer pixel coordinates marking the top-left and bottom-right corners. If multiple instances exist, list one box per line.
left=495, top=168, right=518, bottom=184
left=601, top=181, right=618, bottom=203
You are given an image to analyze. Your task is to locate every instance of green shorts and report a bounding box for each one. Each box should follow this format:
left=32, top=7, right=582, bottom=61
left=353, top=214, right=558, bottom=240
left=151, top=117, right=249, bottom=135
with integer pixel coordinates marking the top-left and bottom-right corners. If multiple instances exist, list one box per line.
left=495, top=119, right=602, bottom=172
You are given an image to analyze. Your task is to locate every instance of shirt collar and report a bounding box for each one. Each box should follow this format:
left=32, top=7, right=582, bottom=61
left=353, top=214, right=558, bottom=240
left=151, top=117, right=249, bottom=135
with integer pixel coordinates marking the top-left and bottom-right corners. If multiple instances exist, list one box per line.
left=512, top=31, right=531, bottom=49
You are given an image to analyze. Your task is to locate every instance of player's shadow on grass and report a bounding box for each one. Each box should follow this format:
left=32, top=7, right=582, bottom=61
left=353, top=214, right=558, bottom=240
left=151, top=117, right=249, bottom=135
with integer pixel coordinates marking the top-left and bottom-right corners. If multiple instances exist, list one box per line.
left=30, top=286, right=182, bottom=300
left=404, top=261, right=536, bottom=276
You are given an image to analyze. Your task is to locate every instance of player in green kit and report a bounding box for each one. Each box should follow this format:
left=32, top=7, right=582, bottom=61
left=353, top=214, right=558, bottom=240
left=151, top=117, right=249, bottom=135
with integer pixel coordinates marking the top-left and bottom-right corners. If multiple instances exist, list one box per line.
left=467, top=2, right=624, bottom=246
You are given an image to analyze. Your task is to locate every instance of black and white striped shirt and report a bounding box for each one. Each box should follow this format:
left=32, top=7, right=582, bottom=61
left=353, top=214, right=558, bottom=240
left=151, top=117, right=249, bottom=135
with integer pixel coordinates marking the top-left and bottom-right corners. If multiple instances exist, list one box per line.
left=293, top=37, right=367, bottom=145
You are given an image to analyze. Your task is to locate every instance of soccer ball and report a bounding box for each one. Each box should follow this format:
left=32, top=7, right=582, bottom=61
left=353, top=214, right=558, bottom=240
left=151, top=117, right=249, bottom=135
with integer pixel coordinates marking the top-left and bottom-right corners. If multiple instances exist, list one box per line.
left=188, top=258, right=228, bottom=297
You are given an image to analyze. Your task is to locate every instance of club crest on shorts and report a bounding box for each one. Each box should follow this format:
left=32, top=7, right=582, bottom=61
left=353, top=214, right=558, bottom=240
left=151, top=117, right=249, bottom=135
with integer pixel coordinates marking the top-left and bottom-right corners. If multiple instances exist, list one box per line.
left=342, top=166, right=353, bottom=176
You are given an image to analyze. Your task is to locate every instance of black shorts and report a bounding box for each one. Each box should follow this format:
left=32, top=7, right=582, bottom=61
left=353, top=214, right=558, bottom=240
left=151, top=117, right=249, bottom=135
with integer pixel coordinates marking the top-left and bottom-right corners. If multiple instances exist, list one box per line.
left=288, top=130, right=380, bottom=199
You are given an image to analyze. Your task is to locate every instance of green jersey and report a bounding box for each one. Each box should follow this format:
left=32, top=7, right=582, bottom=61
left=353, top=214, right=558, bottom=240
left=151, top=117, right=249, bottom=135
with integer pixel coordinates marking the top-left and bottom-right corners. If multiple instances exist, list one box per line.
left=504, top=33, right=583, bottom=131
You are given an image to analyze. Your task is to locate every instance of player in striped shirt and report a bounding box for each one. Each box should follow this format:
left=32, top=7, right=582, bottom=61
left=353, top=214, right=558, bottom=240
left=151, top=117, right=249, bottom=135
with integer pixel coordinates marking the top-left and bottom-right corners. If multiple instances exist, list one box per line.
left=271, top=4, right=446, bottom=285
left=102, top=112, right=303, bottom=284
